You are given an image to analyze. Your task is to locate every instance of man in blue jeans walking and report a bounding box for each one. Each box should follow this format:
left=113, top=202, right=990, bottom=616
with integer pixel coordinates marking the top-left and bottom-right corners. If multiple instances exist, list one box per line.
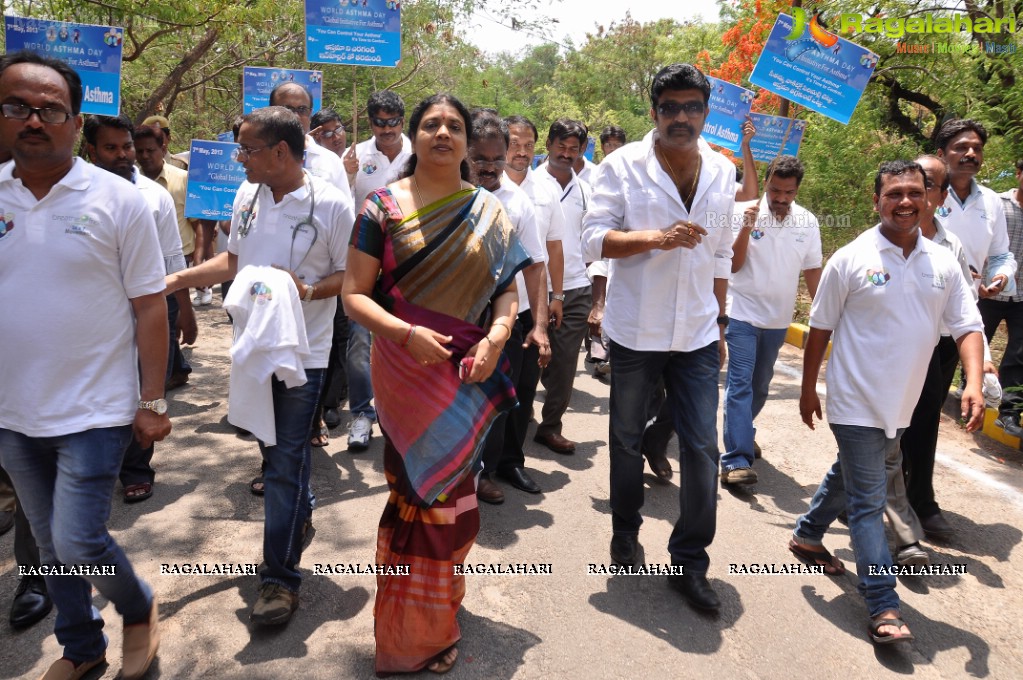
left=166, top=107, right=354, bottom=626
left=794, top=160, right=985, bottom=644
left=722, top=155, right=822, bottom=485
left=582, top=63, right=735, bottom=611
left=0, top=51, right=170, bottom=679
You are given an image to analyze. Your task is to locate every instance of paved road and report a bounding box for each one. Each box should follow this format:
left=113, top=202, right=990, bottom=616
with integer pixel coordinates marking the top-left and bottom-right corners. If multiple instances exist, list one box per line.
left=2, top=301, right=1022, bottom=679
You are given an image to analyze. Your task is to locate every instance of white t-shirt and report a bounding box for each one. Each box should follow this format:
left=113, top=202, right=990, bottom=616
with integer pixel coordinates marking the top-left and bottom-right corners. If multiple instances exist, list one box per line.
left=729, top=199, right=822, bottom=329
left=134, top=171, right=186, bottom=275
left=304, top=136, right=346, bottom=190
left=518, top=168, right=567, bottom=293
left=351, top=135, right=412, bottom=205
left=228, top=173, right=355, bottom=367
left=810, top=226, right=982, bottom=437
left=225, top=265, right=310, bottom=446
left=0, top=159, right=166, bottom=437
left=536, top=162, right=591, bottom=291
left=493, top=175, right=543, bottom=314
left=582, top=133, right=735, bottom=352
left=576, top=157, right=598, bottom=185
left=943, top=180, right=1016, bottom=287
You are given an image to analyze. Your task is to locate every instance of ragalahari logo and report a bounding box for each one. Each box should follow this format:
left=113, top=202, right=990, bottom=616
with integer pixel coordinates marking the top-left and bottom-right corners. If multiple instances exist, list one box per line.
left=783, top=9, right=840, bottom=61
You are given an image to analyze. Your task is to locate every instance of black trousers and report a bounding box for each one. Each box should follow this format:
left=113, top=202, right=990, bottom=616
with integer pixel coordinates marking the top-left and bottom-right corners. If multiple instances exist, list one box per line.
left=979, top=297, right=1023, bottom=418
left=900, top=336, right=959, bottom=519
left=481, top=314, right=528, bottom=476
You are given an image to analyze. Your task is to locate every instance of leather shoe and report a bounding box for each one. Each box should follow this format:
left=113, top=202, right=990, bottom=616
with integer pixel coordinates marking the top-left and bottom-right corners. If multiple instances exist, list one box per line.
left=10, top=575, right=52, bottom=629
left=610, top=534, right=642, bottom=567
left=476, top=476, right=505, bottom=505
left=122, top=597, right=159, bottom=680
left=533, top=431, right=576, bottom=454
left=497, top=467, right=541, bottom=494
left=668, top=572, right=720, bottom=611
left=920, top=512, right=954, bottom=541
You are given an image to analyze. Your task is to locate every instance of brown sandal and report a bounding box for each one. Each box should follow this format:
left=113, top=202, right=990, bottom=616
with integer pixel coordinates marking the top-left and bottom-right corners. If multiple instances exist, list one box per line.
left=788, top=539, right=845, bottom=575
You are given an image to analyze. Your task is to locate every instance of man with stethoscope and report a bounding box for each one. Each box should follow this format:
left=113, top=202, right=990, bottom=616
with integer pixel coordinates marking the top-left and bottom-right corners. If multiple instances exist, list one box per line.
left=166, top=107, right=355, bottom=626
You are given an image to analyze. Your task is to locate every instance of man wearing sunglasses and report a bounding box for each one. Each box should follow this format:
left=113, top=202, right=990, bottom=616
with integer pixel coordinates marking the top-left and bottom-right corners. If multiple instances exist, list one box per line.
left=582, top=63, right=735, bottom=612
left=342, top=90, right=412, bottom=451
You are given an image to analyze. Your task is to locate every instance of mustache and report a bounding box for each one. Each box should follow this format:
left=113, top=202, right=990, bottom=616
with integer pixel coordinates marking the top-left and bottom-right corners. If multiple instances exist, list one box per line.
left=667, top=123, right=694, bottom=136
left=18, top=130, right=50, bottom=141
left=958, top=157, right=979, bottom=165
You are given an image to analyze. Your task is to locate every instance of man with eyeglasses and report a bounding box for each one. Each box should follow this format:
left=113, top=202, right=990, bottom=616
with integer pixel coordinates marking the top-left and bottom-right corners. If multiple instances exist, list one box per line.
left=166, top=106, right=355, bottom=626
left=269, top=82, right=345, bottom=190
left=0, top=50, right=169, bottom=679
left=582, top=63, right=735, bottom=611
left=342, top=90, right=412, bottom=451
left=469, top=110, right=550, bottom=503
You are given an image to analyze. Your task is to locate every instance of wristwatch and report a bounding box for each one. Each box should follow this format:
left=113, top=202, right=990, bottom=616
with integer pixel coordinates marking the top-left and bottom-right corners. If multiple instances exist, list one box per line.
left=716, top=314, right=730, bottom=327
left=138, top=398, right=168, bottom=415
left=551, top=293, right=567, bottom=302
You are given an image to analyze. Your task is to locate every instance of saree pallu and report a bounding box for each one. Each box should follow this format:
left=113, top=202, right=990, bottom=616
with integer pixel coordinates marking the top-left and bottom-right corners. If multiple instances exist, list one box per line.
left=353, top=187, right=531, bottom=675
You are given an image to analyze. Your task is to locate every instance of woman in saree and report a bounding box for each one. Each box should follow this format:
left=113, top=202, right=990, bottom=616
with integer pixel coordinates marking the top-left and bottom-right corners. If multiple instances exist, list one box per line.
left=342, top=93, right=530, bottom=675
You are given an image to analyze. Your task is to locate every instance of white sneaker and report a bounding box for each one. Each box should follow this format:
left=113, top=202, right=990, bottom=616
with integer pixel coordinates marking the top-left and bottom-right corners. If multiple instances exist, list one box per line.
left=200, top=287, right=213, bottom=305
left=191, top=289, right=204, bottom=308
left=348, top=414, right=372, bottom=451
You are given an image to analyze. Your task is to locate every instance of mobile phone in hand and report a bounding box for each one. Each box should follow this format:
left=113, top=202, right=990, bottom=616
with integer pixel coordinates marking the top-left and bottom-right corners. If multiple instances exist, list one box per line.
left=458, top=357, right=474, bottom=382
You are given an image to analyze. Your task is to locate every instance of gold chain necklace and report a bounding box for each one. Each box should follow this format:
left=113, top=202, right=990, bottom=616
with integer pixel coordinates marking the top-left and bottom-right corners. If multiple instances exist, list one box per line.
left=656, top=143, right=701, bottom=208
left=413, top=176, right=427, bottom=207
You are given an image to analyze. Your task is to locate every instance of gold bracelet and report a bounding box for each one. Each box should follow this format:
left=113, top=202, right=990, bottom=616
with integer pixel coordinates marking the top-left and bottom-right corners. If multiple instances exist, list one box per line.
left=490, top=321, right=512, bottom=338
left=483, top=336, right=503, bottom=351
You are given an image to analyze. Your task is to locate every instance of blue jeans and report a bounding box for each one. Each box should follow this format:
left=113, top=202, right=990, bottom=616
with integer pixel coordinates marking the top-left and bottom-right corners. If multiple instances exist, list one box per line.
left=608, top=340, right=721, bottom=572
left=259, top=369, right=324, bottom=592
left=0, top=426, right=154, bottom=663
left=722, top=320, right=787, bottom=471
left=346, top=320, right=376, bottom=420
left=794, top=424, right=903, bottom=617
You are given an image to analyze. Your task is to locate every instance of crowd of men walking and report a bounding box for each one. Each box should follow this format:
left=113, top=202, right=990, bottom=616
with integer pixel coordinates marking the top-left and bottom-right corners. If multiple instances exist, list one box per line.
left=1, top=50, right=1022, bottom=678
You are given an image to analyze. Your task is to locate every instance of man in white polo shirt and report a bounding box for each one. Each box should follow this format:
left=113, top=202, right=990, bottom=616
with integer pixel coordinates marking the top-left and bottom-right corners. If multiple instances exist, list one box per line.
left=166, top=107, right=354, bottom=626
left=582, top=64, right=734, bottom=611
left=794, top=160, right=985, bottom=645
left=269, top=82, right=346, bottom=190
left=470, top=111, right=550, bottom=503
left=721, top=155, right=821, bottom=485
left=0, top=51, right=168, bottom=679
left=84, top=113, right=189, bottom=505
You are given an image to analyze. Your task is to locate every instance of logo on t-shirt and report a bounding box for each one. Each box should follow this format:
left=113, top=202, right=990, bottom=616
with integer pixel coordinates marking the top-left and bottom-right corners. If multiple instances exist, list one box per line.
left=362, top=162, right=378, bottom=175
left=867, top=268, right=891, bottom=287
left=935, top=206, right=951, bottom=218
left=249, top=282, right=273, bottom=304
left=751, top=227, right=765, bottom=240
left=0, top=212, right=13, bottom=240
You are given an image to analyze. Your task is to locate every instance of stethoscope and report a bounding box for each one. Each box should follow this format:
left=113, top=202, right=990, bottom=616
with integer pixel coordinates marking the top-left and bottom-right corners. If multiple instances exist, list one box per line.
left=237, top=173, right=318, bottom=275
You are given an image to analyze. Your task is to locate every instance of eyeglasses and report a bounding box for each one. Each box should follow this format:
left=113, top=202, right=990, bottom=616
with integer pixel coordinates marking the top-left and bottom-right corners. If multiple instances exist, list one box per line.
left=283, top=105, right=311, bottom=116
left=370, top=116, right=403, bottom=128
left=656, top=101, right=706, bottom=118
left=471, top=158, right=506, bottom=168
left=236, top=144, right=273, bottom=159
left=316, top=129, right=344, bottom=139
left=1, top=103, right=72, bottom=124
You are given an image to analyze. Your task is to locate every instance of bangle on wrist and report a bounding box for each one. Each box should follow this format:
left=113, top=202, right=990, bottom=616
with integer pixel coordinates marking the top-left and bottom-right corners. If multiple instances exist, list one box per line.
left=402, top=324, right=417, bottom=348
left=483, top=336, right=503, bottom=351
left=490, top=321, right=511, bottom=338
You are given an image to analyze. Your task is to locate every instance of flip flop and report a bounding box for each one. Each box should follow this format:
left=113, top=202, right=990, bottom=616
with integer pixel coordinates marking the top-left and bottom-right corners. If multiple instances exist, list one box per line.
left=870, top=615, right=914, bottom=645
left=249, top=476, right=265, bottom=497
left=426, top=646, right=458, bottom=674
left=788, top=539, right=845, bottom=575
left=123, top=483, right=153, bottom=503
left=310, top=423, right=329, bottom=448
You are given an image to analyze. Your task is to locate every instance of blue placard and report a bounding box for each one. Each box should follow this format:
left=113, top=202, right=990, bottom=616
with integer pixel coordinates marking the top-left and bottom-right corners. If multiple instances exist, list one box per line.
left=703, top=76, right=755, bottom=152
left=4, top=16, right=123, bottom=116
left=749, top=13, right=878, bottom=125
left=747, top=113, right=806, bottom=163
left=305, top=0, right=401, bottom=67
left=243, top=67, right=323, bottom=114
left=185, top=140, right=247, bottom=220
left=583, top=137, right=595, bottom=162
left=216, top=130, right=234, bottom=142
